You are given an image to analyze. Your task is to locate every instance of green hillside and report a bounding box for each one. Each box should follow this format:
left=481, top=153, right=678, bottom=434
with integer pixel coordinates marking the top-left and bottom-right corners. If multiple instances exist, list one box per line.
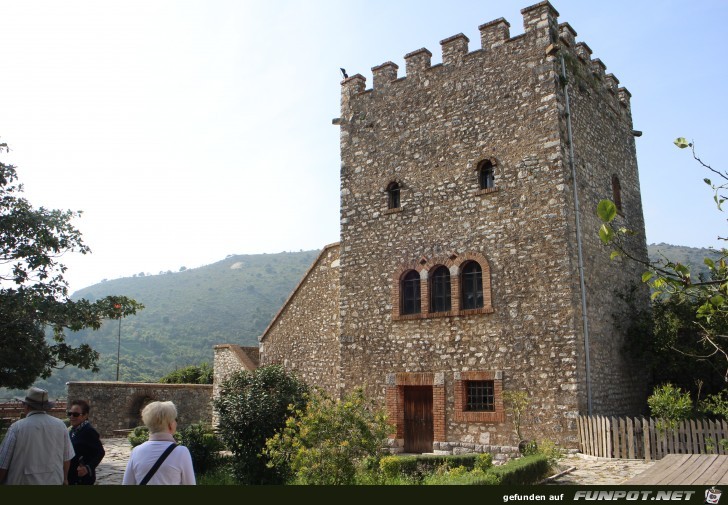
left=0, top=249, right=320, bottom=399
left=2, top=244, right=722, bottom=399
left=647, top=243, right=722, bottom=281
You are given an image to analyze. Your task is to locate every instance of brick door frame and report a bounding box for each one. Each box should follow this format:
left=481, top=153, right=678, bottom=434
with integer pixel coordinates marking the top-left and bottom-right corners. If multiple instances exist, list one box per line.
left=385, top=372, right=445, bottom=446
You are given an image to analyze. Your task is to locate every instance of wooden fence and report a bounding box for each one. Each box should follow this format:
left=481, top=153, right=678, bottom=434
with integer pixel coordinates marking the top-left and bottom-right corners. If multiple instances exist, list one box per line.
left=578, top=415, right=728, bottom=461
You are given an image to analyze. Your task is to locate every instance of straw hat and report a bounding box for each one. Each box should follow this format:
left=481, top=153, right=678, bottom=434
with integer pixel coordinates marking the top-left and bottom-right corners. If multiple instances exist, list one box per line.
left=15, top=386, right=55, bottom=410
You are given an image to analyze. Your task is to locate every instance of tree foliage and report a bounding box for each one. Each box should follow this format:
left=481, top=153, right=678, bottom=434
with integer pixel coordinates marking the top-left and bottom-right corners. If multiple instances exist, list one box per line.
left=598, top=138, right=728, bottom=386
left=264, top=387, right=392, bottom=485
left=647, top=383, right=693, bottom=431
left=212, top=365, right=309, bottom=484
left=157, top=363, right=213, bottom=384
left=0, top=142, right=143, bottom=389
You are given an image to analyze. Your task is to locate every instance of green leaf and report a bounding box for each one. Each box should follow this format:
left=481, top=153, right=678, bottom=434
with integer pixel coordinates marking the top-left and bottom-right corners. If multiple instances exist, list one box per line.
left=674, top=263, right=690, bottom=277
left=642, top=271, right=655, bottom=283
left=610, top=250, right=621, bottom=260
left=710, top=295, right=726, bottom=308
left=674, top=137, right=690, bottom=149
left=597, top=200, right=617, bottom=223
left=705, top=178, right=712, bottom=186
left=599, top=224, right=614, bottom=244
left=705, top=258, right=716, bottom=269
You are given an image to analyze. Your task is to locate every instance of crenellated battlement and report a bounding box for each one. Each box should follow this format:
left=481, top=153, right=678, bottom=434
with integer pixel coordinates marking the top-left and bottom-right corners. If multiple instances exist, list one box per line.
left=339, top=1, right=632, bottom=115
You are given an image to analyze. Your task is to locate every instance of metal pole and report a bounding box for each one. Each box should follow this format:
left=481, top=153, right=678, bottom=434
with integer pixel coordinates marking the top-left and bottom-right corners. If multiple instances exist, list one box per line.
left=561, top=53, right=592, bottom=415
left=116, top=317, right=121, bottom=381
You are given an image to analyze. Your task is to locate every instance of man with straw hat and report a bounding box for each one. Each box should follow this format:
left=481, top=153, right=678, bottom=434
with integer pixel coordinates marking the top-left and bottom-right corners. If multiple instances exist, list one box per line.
left=0, top=386, right=75, bottom=485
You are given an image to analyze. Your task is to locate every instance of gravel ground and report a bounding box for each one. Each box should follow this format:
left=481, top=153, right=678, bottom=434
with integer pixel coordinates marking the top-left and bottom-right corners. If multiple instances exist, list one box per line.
left=94, top=438, right=656, bottom=486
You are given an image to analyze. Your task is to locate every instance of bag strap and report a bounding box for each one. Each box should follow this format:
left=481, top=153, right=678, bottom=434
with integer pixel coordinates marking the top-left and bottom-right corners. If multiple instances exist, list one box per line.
left=139, top=443, right=178, bottom=485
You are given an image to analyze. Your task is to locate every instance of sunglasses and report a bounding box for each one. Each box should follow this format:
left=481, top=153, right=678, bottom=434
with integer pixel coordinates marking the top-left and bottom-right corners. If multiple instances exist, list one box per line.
left=67, top=412, right=84, bottom=418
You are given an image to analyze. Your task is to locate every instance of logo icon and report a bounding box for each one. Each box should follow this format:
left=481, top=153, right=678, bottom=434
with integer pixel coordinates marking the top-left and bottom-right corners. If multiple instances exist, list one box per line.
left=706, top=487, right=722, bottom=505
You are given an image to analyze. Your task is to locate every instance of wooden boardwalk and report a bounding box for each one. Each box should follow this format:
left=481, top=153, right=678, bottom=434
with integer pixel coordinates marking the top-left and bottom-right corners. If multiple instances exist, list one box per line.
left=624, top=454, right=728, bottom=485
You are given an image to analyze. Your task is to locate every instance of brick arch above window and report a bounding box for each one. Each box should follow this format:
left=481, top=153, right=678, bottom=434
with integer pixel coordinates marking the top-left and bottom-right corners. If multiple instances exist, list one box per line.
left=452, top=252, right=494, bottom=315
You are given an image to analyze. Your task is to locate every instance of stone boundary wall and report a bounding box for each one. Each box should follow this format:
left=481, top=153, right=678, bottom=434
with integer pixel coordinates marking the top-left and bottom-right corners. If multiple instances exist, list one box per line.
left=67, top=382, right=212, bottom=437
left=0, top=400, right=68, bottom=427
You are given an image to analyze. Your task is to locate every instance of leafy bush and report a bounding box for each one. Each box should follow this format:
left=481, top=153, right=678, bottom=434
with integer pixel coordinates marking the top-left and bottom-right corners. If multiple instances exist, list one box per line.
left=178, top=423, right=225, bottom=475
left=648, top=383, right=693, bottom=431
left=128, top=426, right=149, bottom=447
left=488, top=454, right=550, bottom=485
left=213, top=365, right=309, bottom=484
left=422, top=467, right=500, bottom=485
left=474, top=452, right=493, bottom=472
left=701, top=389, right=728, bottom=418
left=264, top=387, right=392, bottom=485
left=158, top=363, right=213, bottom=384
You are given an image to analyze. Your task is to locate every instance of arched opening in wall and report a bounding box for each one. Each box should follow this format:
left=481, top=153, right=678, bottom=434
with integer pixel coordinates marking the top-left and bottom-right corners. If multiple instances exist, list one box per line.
left=126, top=395, right=154, bottom=430
left=400, top=270, right=421, bottom=315
left=612, top=175, right=622, bottom=214
left=478, top=160, right=495, bottom=190
left=429, top=265, right=451, bottom=313
left=386, top=181, right=401, bottom=209
left=461, top=261, right=484, bottom=310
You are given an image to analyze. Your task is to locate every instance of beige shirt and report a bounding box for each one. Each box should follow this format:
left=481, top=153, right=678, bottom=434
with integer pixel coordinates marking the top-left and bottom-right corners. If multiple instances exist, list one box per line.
left=0, top=411, right=74, bottom=485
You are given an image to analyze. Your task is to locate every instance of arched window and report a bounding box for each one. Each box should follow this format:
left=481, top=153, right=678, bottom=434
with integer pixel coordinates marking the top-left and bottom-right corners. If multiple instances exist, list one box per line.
left=400, top=270, right=421, bottom=315
left=612, top=175, right=622, bottom=213
left=430, top=266, right=451, bottom=313
left=461, top=261, right=483, bottom=310
left=478, top=160, right=495, bottom=190
left=387, top=181, right=401, bottom=209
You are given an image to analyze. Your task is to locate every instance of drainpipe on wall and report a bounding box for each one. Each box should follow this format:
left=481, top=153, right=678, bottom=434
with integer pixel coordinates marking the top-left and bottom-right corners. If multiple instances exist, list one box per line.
left=560, top=53, right=593, bottom=416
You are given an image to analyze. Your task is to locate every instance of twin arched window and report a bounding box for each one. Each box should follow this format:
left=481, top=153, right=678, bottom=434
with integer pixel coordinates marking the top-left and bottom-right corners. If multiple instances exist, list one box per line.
left=400, top=261, right=485, bottom=316
left=387, top=159, right=495, bottom=211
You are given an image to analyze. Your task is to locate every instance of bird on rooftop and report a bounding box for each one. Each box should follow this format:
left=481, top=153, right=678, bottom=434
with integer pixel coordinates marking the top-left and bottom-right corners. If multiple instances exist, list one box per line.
left=340, top=68, right=348, bottom=79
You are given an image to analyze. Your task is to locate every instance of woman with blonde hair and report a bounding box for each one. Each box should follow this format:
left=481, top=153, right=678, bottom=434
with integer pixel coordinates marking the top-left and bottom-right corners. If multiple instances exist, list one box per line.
left=122, top=401, right=195, bottom=485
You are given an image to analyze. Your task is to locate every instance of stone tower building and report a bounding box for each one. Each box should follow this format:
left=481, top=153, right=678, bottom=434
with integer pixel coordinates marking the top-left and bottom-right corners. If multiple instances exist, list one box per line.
left=220, top=1, right=649, bottom=454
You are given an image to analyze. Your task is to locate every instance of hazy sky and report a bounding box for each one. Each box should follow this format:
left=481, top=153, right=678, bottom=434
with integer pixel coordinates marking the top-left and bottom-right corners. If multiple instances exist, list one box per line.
left=1, top=0, right=726, bottom=293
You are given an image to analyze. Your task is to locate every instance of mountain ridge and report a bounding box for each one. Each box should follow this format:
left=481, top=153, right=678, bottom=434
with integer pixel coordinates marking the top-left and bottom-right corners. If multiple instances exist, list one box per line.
left=1, top=243, right=720, bottom=399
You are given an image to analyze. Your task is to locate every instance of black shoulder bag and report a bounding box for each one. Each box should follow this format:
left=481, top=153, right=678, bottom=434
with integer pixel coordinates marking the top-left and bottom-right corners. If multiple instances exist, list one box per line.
left=139, top=443, right=178, bottom=485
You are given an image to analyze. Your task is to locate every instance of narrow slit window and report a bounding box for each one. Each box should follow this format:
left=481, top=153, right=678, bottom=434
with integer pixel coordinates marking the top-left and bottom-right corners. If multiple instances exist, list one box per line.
left=478, top=160, right=495, bottom=190
left=387, top=181, right=401, bottom=209
left=612, top=175, right=622, bottom=213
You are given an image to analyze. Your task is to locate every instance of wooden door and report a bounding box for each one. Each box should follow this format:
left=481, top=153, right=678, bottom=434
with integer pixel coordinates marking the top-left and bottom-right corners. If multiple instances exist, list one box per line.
left=404, top=386, right=433, bottom=453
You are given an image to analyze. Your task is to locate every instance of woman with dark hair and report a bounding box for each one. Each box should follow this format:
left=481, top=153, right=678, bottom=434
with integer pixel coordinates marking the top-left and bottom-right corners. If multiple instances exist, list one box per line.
left=67, top=399, right=105, bottom=485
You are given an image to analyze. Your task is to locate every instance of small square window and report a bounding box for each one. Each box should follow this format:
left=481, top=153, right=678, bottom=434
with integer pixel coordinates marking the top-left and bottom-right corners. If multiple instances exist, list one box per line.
left=466, top=380, right=495, bottom=412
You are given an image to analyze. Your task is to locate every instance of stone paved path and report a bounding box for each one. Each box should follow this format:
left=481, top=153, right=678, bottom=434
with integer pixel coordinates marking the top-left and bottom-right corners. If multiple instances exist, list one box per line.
left=545, top=453, right=657, bottom=485
left=96, top=438, right=132, bottom=485
left=93, top=438, right=656, bottom=485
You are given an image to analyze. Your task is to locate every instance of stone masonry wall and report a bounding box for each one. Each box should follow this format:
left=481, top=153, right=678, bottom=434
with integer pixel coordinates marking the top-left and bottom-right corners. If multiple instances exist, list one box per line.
left=67, top=382, right=212, bottom=437
left=558, top=26, right=650, bottom=415
left=212, top=344, right=259, bottom=424
left=334, top=1, right=645, bottom=450
left=259, top=244, right=341, bottom=396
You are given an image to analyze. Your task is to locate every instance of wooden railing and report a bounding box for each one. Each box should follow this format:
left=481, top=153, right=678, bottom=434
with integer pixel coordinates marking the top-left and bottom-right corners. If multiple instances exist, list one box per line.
left=578, top=415, right=728, bottom=461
